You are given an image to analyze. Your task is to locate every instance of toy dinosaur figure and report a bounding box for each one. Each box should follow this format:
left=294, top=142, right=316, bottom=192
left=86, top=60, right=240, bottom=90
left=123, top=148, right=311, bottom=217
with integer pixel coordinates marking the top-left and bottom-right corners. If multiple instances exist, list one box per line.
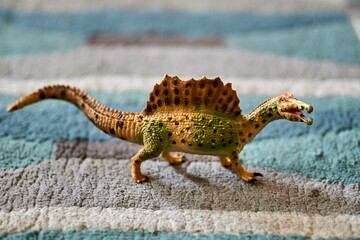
left=7, top=75, right=313, bottom=183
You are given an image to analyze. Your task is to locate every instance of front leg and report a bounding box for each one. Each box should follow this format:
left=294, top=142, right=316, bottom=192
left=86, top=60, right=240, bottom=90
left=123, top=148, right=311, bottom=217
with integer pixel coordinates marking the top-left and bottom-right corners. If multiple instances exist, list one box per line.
left=219, top=156, right=232, bottom=167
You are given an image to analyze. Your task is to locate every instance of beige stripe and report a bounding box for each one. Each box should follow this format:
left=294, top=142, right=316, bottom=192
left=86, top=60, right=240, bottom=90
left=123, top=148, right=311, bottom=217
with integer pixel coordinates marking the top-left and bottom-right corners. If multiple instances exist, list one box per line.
left=0, top=207, right=358, bottom=238
left=1, top=76, right=359, bottom=97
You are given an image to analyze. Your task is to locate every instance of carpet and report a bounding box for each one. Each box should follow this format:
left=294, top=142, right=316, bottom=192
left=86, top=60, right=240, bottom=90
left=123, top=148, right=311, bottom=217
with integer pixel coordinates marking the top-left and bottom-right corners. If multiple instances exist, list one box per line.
left=0, top=1, right=359, bottom=239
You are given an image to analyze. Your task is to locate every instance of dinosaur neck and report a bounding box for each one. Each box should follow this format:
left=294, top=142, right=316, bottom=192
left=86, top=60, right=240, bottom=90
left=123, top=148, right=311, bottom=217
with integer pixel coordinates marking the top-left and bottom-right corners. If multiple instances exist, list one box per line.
left=243, top=97, right=281, bottom=143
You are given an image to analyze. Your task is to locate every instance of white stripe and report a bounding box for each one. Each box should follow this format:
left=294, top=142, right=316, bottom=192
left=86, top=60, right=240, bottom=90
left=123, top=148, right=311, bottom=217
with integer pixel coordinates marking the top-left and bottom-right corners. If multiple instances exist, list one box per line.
left=0, top=207, right=359, bottom=238
left=0, top=0, right=347, bottom=13
left=1, top=76, right=359, bottom=97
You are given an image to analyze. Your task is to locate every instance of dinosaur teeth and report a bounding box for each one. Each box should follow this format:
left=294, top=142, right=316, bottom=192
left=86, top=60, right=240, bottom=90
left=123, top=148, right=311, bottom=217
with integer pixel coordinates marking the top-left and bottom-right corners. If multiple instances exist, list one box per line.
left=300, top=114, right=313, bottom=125
left=297, top=112, right=313, bottom=125
left=288, top=108, right=312, bottom=125
left=292, top=110, right=302, bottom=115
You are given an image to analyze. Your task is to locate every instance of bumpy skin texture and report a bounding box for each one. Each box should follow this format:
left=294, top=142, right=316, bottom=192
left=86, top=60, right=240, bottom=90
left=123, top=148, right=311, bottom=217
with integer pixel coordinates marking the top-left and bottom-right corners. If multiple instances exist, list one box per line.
left=7, top=75, right=313, bottom=183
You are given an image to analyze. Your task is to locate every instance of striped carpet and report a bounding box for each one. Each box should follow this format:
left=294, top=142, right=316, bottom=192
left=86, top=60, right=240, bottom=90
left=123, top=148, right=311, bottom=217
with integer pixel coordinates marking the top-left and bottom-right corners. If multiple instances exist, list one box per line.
left=0, top=1, right=359, bottom=239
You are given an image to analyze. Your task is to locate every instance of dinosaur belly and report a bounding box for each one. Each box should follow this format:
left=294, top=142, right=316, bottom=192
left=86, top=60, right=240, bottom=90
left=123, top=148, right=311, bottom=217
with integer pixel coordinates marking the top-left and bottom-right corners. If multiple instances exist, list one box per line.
left=164, top=114, right=242, bottom=156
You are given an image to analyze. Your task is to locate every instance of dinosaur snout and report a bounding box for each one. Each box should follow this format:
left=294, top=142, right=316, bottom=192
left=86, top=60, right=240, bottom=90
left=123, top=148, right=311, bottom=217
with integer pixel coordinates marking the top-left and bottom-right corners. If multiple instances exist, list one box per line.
left=306, top=104, right=313, bottom=113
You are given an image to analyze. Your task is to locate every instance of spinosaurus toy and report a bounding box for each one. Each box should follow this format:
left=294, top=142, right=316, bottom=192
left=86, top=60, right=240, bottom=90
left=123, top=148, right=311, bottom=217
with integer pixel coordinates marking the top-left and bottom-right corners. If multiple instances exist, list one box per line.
left=7, top=75, right=313, bottom=183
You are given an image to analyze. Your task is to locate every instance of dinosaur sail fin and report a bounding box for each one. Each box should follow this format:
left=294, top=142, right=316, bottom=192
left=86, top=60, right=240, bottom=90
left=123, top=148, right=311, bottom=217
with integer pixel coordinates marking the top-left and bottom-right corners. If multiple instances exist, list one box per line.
left=142, top=75, right=242, bottom=119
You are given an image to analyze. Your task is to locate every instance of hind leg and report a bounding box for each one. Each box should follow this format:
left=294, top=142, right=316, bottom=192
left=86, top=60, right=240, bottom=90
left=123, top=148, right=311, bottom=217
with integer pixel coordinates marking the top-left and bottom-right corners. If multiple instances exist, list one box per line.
left=161, top=151, right=185, bottom=165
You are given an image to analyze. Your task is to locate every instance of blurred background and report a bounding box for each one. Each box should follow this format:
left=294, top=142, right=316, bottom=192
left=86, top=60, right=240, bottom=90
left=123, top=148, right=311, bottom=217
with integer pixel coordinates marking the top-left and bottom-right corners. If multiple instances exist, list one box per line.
left=0, top=1, right=359, bottom=239
left=0, top=0, right=359, bottom=87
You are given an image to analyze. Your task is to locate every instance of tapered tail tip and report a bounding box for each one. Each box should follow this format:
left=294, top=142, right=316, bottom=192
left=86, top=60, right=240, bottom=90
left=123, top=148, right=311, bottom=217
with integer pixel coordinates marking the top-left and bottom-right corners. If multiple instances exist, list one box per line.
left=7, top=104, right=17, bottom=112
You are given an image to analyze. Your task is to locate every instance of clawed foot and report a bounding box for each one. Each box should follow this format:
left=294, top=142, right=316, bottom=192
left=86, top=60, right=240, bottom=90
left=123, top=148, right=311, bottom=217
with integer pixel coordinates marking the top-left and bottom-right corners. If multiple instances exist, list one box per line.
left=232, top=160, right=263, bottom=182
left=241, top=172, right=263, bottom=182
left=133, top=173, right=149, bottom=183
left=161, top=152, right=185, bottom=165
left=169, top=154, right=185, bottom=165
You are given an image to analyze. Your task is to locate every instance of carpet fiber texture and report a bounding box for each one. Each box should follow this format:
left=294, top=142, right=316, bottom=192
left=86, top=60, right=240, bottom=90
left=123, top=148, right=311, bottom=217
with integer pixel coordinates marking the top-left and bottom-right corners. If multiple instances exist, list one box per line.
left=0, top=1, right=359, bottom=239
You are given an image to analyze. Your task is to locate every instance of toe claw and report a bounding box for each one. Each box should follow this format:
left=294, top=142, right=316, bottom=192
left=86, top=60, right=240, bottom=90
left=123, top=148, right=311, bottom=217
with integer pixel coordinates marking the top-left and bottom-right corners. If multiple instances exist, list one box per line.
left=135, top=175, right=149, bottom=183
left=254, top=172, right=263, bottom=177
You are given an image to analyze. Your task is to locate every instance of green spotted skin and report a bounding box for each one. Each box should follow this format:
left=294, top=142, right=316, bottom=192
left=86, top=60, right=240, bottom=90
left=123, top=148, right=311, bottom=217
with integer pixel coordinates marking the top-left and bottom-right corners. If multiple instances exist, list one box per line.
left=140, top=113, right=240, bottom=155
left=136, top=104, right=281, bottom=160
left=7, top=75, right=313, bottom=183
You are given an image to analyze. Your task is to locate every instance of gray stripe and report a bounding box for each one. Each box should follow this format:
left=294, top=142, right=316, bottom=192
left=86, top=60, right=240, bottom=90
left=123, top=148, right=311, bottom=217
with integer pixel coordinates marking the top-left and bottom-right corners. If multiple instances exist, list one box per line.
left=56, top=141, right=135, bottom=159
left=87, top=35, right=224, bottom=47
left=1, top=46, right=359, bottom=79
left=0, top=158, right=358, bottom=214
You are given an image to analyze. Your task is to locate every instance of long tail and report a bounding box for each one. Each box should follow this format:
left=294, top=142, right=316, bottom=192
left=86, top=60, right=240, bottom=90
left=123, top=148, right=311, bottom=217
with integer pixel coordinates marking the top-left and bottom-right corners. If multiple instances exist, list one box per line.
left=7, top=85, right=138, bottom=140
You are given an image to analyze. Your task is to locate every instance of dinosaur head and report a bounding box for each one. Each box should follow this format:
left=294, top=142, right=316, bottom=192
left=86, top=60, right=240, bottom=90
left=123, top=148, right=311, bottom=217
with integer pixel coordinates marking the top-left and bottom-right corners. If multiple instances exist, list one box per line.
left=276, top=93, right=313, bottom=125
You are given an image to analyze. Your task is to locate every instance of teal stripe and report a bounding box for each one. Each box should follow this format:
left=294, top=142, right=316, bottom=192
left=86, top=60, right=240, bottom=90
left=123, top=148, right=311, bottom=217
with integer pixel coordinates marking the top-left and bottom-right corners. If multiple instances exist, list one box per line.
left=0, top=21, right=84, bottom=57
left=0, top=8, right=346, bottom=36
left=242, top=129, right=360, bottom=184
left=1, top=94, right=359, bottom=142
left=0, top=92, right=146, bottom=142
left=0, top=8, right=354, bottom=60
left=227, top=20, right=360, bottom=65
left=0, top=136, right=55, bottom=169
left=0, top=230, right=310, bottom=240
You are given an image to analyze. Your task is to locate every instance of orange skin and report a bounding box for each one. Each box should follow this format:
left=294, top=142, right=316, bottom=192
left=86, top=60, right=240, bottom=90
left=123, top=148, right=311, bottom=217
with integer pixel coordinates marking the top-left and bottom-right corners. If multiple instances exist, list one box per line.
left=7, top=76, right=313, bottom=183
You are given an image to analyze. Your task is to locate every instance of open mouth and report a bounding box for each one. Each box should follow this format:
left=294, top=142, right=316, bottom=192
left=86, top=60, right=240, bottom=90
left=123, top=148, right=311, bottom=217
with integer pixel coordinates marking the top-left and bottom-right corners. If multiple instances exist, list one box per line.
left=287, top=105, right=313, bottom=125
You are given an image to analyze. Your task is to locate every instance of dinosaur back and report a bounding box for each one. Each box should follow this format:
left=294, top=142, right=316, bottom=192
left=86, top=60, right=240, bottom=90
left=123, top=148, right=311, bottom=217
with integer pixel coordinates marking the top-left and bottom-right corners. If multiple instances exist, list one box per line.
left=142, top=75, right=243, bottom=119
